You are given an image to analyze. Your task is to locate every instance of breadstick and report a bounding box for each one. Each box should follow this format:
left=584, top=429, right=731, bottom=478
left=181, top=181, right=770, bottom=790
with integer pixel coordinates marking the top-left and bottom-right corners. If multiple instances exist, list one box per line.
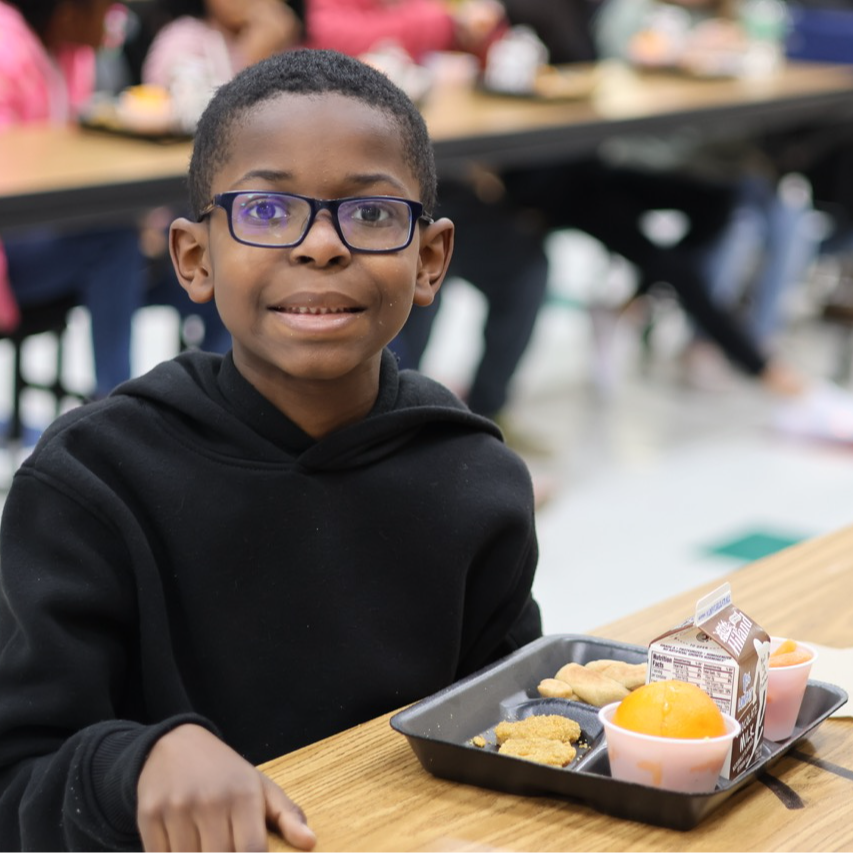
left=584, top=659, right=647, bottom=691
left=554, top=662, right=629, bottom=707
left=537, top=678, right=575, bottom=700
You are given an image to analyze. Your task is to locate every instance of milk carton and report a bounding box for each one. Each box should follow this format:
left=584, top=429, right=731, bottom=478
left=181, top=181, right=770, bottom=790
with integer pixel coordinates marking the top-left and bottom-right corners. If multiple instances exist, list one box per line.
left=648, top=583, right=770, bottom=779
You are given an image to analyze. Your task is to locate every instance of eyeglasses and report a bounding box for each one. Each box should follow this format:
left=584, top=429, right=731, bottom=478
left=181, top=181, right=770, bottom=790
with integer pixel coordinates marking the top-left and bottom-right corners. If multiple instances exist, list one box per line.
left=198, top=191, right=433, bottom=253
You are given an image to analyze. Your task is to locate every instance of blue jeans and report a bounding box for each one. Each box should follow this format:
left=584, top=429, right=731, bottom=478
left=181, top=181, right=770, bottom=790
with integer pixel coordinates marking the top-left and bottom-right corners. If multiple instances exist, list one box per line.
left=392, top=181, right=549, bottom=419
left=703, top=176, right=819, bottom=346
left=145, top=257, right=232, bottom=355
left=5, top=226, right=144, bottom=397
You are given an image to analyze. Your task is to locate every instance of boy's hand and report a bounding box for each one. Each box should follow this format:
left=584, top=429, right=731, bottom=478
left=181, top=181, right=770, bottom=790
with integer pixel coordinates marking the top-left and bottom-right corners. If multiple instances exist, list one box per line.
left=137, top=724, right=316, bottom=852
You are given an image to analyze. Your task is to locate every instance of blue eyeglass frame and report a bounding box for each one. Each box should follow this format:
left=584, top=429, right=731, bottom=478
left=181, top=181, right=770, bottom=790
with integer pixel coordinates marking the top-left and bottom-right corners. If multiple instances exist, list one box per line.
left=198, top=191, right=434, bottom=253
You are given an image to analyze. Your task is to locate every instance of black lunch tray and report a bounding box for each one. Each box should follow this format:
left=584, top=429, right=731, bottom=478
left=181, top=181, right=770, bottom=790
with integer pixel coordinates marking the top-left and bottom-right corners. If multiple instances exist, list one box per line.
left=390, top=634, right=848, bottom=831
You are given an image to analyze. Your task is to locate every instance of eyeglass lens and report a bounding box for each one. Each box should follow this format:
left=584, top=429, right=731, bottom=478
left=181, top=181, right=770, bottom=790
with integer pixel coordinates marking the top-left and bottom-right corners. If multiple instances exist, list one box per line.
left=230, top=193, right=414, bottom=251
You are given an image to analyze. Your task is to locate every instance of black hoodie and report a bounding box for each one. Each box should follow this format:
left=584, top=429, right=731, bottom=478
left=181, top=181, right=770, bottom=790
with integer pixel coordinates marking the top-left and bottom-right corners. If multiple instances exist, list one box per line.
left=0, top=349, right=540, bottom=851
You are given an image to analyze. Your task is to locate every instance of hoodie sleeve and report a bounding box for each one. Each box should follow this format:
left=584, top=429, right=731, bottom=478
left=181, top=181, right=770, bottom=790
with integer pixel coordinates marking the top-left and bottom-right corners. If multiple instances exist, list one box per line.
left=306, top=0, right=456, bottom=61
left=455, top=445, right=542, bottom=677
left=0, top=469, right=214, bottom=851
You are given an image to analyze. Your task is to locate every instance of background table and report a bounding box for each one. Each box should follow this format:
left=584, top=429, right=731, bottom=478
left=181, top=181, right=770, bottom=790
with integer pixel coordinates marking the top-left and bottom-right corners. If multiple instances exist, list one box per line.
left=3, top=61, right=853, bottom=231
left=260, top=522, right=853, bottom=851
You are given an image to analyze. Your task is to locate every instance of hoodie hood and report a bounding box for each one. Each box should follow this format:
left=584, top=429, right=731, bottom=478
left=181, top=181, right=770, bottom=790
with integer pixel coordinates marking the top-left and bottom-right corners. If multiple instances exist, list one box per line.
left=111, top=349, right=503, bottom=472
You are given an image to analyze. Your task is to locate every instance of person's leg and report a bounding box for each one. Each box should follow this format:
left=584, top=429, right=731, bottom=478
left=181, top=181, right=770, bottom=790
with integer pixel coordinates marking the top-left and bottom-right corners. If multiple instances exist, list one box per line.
left=464, top=236, right=549, bottom=418
left=702, top=178, right=767, bottom=312
left=440, top=182, right=550, bottom=418
left=5, top=226, right=144, bottom=396
left=746, top=176, right=820, bottom=345
left=506, top=162, right=769, bottom=376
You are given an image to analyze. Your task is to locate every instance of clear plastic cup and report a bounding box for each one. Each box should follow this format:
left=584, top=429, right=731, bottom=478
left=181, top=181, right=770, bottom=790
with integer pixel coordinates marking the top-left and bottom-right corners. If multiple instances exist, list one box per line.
left=599, top=703, right=741, bottom=793
left=764, top=637, right=817, bottom=742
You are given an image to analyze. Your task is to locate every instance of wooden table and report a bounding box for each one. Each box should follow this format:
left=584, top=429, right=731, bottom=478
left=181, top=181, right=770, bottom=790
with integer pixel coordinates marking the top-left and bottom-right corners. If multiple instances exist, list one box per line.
left=3, top=61, right=853, bottom=231
left=260, top=523, right=853, bottom=851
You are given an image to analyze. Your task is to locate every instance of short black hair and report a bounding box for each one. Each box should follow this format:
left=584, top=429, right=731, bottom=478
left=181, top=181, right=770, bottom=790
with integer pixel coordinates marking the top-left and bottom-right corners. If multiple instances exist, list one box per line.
left=188, top=49, right=437, bottom=219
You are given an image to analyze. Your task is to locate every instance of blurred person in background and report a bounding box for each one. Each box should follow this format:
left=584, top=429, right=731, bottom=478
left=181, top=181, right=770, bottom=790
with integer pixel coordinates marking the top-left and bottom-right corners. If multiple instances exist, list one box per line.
left=305, top=0, right=505, bottom=63
left=594, top=0, right=821, bottom=390
left=492, top=0, right=853, bottom=440
left=0, top=0, right=146, bottom=399
left=142, top=0, right=302, bottom=125
left=138, top=0, right=304, bottom=355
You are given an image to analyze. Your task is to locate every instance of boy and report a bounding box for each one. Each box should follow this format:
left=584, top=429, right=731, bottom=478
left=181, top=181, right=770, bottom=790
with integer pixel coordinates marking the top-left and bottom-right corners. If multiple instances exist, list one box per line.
left=0, top=49, right=541, bottom=851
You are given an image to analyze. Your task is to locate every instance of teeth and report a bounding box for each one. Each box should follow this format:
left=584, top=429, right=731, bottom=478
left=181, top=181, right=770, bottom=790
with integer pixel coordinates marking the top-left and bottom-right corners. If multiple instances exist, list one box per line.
left=285, top=306, right=349, bottom=315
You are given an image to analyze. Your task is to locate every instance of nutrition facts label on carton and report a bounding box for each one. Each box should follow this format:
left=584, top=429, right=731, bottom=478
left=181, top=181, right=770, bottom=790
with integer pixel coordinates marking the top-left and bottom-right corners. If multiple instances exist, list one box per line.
left=650, top=647, right=737, bottom=709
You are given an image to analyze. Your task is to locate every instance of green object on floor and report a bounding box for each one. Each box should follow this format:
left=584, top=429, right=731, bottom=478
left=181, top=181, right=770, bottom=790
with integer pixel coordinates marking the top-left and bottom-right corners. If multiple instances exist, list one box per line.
left=704, top=530, right=806, bottom=563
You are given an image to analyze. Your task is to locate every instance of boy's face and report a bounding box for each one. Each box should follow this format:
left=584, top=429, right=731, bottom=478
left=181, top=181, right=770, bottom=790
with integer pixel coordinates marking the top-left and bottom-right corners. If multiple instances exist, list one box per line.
left=171, top=92, right=453, bottom=417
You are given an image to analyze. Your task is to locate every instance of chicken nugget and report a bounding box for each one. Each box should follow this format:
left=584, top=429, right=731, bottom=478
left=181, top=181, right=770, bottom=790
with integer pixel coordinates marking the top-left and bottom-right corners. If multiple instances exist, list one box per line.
left=498, top=736, right=577, bottom=767
left=494, top=714, right=581, bottom=745
left=554, top=662, right=629, bottom=707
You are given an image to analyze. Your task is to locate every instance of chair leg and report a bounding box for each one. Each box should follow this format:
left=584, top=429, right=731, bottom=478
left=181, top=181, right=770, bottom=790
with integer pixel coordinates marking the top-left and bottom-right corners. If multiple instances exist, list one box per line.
left=10, top=338, right=25, bottom=444
left=52, top=331, right=68, bottom=419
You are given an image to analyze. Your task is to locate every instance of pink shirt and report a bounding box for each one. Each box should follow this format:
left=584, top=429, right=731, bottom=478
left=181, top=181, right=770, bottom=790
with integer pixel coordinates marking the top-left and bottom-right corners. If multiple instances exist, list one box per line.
left=142, top=16, right=244, bottom=93
left=0, top=1, right=95, bottom=128
left=0, top=1, right=96, bottom=331
left=306, top=0, right=456, bottom=62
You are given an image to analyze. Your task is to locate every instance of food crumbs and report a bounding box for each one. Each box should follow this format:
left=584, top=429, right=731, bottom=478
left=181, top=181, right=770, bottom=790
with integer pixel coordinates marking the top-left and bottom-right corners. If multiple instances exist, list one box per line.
left=471, top=735, right=487, bottom=748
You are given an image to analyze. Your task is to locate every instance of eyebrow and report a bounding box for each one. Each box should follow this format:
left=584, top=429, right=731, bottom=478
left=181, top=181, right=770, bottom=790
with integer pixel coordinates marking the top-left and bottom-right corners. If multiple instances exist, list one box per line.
left=231, top=170, right=410, bottom=194
left=231, top=169, right=293, bottom=186
left=346, top=173, right=410, bottom=194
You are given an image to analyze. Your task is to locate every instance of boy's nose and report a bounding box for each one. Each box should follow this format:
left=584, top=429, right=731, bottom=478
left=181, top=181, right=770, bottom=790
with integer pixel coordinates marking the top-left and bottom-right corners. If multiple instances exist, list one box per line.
left=290, top=213, right=351, bottom=265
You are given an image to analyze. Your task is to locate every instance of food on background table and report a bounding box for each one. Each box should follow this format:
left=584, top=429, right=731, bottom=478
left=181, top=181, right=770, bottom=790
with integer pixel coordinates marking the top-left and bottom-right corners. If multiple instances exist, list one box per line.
left=769, top=638, right=814, bottom=668
left=612, top=680, right=727, bottom=739
left=115, top=85, right=173, bottom=134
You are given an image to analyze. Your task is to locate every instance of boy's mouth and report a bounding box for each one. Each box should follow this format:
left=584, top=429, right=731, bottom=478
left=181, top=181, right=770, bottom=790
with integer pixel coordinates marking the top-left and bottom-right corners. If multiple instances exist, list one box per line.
left=269, top=292, right=366, bottom=317
left=273, top=305, right=363, bottom=315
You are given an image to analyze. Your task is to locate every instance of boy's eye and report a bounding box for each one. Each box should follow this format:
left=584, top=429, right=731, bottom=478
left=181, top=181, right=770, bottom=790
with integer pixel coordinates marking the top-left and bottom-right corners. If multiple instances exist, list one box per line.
left=239, top=195, right=292, bottom=225
left=348, top=201, right=396, bottom=226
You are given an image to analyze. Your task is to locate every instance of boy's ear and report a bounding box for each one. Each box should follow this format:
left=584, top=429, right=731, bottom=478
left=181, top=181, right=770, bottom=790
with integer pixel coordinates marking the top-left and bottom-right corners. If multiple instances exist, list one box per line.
left=413, top=217, right=454, bottom=307
left=169, top=217, right=215, bottom=304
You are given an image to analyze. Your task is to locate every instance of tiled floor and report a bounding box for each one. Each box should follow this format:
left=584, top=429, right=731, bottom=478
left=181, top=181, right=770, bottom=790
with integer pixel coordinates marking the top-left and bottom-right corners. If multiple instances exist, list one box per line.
left=3, top=229, right=853, bottom=639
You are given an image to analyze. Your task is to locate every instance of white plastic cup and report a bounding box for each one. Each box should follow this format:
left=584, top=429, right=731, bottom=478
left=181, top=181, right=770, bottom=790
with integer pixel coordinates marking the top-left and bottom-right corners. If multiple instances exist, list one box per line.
left=764, top=637, right=817, bottom=742
left=599, top=703, right=741, bottom=793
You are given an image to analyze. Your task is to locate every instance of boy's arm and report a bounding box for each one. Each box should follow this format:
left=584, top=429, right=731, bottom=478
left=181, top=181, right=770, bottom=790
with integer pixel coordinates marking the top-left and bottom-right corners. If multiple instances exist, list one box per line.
left=0, top=471, right=211, bottom=850
left=0, top=470, right=315, bottom=852
left=456, top=455, right=543, bottom=677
